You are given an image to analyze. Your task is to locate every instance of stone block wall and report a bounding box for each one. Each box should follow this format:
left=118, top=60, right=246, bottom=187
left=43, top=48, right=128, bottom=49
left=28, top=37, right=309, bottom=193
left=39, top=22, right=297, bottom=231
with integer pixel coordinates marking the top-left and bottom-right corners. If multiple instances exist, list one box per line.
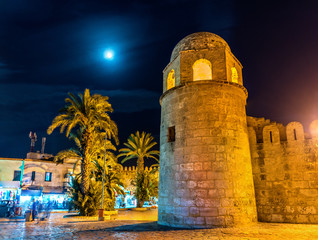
left=248, top=117, right=318, bottom=223
left=225, top=49, right=243, bottom=85
left=121, top=166, right=158, bottom=193
left=163, top=55, right=180, bottom=93
left=158, top=82, right=257, bottom=228
left=179, top=45, right=227, bottom=83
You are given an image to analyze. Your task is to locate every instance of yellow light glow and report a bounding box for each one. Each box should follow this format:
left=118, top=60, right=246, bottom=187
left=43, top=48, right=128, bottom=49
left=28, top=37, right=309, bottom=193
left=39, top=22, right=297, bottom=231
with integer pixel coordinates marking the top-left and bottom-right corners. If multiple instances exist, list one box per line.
left=167, top=69, right=175, bottom=90
left=192, top=59, right=212, bottom=81
left=309, top=120, right=318, bottom=138
left=231, top=67, right=238, bottom=83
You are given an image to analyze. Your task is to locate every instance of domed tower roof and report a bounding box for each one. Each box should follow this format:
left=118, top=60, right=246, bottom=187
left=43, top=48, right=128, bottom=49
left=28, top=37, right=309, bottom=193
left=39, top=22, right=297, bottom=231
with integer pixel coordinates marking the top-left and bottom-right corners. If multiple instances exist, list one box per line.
left=170, top=32, right=230, bottom=62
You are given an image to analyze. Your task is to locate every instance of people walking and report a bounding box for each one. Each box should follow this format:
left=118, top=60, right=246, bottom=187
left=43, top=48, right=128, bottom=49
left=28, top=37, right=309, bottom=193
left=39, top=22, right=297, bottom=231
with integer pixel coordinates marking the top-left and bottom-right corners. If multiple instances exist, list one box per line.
left=37, top=202, right=43, bottom=224
left=31, top=199, right=37, bottom=221
left=45, top=201, right=52, bottom=219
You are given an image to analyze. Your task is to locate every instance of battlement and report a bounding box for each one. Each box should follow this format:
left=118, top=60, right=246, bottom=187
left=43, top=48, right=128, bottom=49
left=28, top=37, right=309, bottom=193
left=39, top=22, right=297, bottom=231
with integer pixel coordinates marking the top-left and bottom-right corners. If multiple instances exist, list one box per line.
left=247, top=116, right=318, bottom=145
left=121, top=166, right=158, bottom=172
left=247, top=116, right=318, bottom=224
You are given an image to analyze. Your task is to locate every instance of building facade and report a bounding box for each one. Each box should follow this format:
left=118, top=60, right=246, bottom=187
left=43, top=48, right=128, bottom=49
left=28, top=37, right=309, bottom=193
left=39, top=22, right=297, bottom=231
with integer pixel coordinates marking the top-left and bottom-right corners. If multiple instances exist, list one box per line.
left=158, top=32, right=318, bottom=228
left=0, top=158, right=23, bottom=201
left=0, top=153, right=77, bottom=208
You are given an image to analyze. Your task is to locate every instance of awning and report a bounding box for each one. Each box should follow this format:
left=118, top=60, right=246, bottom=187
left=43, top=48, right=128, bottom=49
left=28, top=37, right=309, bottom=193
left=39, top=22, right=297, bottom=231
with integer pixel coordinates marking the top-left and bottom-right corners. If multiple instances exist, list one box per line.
left=21, top=189, right=42, bottom=196
left=42, top=186, right=64, bottom=194
left=0, top=181, right=20, bottom=189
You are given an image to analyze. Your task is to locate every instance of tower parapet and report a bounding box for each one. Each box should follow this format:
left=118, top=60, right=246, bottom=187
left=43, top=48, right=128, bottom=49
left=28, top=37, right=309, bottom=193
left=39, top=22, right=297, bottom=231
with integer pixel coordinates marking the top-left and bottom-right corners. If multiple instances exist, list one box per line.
left=158, top=32, right=257, bottom=228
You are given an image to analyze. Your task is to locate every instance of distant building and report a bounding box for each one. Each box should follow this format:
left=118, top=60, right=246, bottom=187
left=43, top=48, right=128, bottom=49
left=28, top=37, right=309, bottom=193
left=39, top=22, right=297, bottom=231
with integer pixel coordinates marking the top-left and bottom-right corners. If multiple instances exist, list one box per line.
left=0, top=151, right=78, bottom=209
left=21, top=154, right=76, bottom=204
left=26, top=151, right=54, bottom=160
left=0, top=158, right=23, bottom=201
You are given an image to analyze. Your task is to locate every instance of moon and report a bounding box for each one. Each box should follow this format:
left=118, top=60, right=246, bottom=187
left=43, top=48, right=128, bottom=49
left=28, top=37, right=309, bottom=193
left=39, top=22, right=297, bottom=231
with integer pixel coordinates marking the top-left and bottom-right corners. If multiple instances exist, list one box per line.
left=104, top=49, right=114, bottom=60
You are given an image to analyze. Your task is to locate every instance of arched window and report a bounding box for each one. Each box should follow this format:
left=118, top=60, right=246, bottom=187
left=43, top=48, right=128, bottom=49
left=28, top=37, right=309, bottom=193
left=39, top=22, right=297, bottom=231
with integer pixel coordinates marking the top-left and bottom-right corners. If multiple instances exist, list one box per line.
left=231, top=67, right=238, bottom=83
left=167, top=69, right=175, bottom=90
left=192, top=59, right=212, bottom=81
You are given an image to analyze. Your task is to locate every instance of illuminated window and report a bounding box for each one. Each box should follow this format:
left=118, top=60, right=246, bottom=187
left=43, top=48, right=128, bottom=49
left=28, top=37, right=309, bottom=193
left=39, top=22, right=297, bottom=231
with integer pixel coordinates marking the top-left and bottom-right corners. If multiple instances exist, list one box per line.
left=13, top=170, right=21, bottom=181
left=231, top=67, right=238, bottom=83
left=192, top=59, right=212, bottom=81
left=167, top=69, right=175, bottom=90
left=167, top=126, right=175, bottom=142
left=45, top=172, right=52, bottom=182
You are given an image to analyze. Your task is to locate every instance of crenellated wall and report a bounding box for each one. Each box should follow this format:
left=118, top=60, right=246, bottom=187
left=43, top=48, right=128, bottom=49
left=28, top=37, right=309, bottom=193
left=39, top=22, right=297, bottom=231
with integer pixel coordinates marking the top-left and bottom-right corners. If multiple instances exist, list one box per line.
left=121, top=166, right=159, bottom=193
left=247, top=116, right=318, bottom=223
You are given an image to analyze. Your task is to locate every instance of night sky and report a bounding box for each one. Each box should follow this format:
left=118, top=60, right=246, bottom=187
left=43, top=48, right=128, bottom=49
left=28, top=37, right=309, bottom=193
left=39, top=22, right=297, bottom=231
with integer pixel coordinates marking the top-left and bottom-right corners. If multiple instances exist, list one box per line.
left=1, top=0, right=318, bottom=160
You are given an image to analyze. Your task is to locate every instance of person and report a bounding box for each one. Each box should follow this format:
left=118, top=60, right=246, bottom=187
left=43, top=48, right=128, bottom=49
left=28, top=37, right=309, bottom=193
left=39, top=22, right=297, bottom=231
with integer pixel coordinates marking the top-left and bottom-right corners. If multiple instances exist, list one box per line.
left=45, top=201, right=52, bottom=219
left=37, top=202, right=43, bottom=223
left=7, top=200, right=15, bottom=218
left=31, top=199, right=37, bottom=221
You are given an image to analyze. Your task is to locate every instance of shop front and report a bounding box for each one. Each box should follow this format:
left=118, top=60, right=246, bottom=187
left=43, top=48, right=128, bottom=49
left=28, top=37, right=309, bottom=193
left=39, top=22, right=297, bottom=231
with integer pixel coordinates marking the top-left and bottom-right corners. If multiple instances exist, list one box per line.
left=0, top=181, right=20, bottom=201
left=42, top=186, right=69, bottom=209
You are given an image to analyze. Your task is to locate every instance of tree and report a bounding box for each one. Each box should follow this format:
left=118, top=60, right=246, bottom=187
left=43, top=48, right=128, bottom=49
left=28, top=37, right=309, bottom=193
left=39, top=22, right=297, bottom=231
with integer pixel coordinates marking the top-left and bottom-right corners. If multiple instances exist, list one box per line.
left=70, top=161, right=125, bottom=216
left=132, top=169, right=159, bottom=208
left=118, top=131, right=159, bottom=207
left=47, top=89, right=118, bottom=196
left=55, top=130, right=124, bottom=215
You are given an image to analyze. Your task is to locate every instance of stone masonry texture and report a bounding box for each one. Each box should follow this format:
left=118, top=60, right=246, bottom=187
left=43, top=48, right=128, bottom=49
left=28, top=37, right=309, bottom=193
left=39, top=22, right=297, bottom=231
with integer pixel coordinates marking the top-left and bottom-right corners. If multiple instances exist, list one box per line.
left=158, top=32, right=257, bottom=228
left=158, top=32, right=318, bottom=228
left=248, top=117, right=318, bottom=224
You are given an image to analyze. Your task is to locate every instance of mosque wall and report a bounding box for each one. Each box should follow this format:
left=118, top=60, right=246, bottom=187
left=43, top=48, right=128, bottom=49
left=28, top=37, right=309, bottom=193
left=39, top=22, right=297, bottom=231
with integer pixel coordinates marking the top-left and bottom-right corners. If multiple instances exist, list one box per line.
left=247, top=117, right=318, bottom=223
left=158, top=31, right=318, bottom=228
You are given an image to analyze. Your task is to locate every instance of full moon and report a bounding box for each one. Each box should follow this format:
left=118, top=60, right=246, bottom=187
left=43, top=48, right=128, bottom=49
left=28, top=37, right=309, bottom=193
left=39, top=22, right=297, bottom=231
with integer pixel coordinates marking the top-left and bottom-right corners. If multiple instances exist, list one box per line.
left=104, top=49, right=114, bottom=60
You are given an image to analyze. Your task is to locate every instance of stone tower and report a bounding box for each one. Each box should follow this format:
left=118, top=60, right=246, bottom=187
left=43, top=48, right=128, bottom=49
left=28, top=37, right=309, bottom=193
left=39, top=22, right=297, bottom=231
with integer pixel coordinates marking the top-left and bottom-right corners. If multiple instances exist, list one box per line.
left=158, top=32, right=257, bottom=228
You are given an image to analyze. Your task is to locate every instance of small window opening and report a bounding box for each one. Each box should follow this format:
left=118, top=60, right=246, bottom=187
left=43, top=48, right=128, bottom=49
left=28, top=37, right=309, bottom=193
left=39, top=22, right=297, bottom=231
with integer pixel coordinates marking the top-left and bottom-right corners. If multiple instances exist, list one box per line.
left=260, top=174, right=266, bottom=180
left=45, top=172, right=52, bottom=182
left=167, top=126, right=175, bottom=142
left=269, top=131, right=273, bottom=143
left=13, top=170, right=21, bottom=181
left=31, top=171, right=36, bottom=181
left=293, top=129, right=297, bottom=140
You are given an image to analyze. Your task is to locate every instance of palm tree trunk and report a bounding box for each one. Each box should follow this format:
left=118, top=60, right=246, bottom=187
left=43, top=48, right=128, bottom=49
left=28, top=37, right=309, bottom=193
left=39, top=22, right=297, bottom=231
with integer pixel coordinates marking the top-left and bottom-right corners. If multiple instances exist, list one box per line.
left=137, top=200, right=145, bottom=208
left=137, top=157, right=144, bottom=175
left=81, top=157, right=90, bottom=195
left=136, top=157, right=145, bottom=208
left=80, top=131, right=93, bottom=196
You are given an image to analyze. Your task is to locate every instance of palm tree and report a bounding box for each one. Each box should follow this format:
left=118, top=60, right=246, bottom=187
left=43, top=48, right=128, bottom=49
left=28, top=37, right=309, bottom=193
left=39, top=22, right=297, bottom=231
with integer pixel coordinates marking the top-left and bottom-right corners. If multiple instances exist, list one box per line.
left=92, top=158, right=126, bottom=207
left=131, top=170, right=159, bottom=208
left=47, top=89, right=118, bottom=196
left=118, top=131, right=159, bottom=207
left=54, top=130, right=117, bottom=174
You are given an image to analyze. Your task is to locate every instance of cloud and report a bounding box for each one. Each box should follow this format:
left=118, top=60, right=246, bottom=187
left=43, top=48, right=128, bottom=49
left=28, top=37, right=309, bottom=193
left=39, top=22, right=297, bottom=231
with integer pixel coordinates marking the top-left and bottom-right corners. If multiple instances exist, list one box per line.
left=0, top=61, right=22, bottom=79
left=0, top=84, right=160, bottom=134
left=93, top=89, right=161, bottom=113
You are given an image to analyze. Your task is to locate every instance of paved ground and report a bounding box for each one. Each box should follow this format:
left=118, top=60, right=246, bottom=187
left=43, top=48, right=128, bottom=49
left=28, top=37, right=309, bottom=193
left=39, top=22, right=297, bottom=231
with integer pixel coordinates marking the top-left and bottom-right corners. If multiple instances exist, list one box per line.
left=0, top=209, right=318, bottom=240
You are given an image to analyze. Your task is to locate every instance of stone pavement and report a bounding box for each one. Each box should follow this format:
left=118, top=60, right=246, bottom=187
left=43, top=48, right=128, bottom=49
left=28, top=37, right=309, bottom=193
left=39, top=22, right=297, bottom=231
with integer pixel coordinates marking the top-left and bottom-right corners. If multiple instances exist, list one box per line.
left=0, top=209, right=318, bottom=240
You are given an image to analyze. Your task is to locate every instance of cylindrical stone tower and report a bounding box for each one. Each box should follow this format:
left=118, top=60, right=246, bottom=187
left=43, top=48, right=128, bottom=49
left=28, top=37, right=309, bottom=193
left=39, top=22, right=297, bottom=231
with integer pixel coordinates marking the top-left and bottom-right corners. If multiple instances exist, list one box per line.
left=158, top=32, right=257, bottom=228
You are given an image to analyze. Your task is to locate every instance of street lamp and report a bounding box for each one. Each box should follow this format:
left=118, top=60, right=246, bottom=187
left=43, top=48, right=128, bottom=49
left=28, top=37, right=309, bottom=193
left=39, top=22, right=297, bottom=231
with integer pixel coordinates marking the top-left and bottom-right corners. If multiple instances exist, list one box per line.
left=99, top=132, right=107, bottom=221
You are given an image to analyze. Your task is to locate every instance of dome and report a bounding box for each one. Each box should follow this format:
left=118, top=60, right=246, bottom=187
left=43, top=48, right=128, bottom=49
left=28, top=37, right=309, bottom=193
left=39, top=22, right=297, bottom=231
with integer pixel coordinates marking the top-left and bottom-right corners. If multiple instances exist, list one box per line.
left=170, top=32, right=230, bottom=61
